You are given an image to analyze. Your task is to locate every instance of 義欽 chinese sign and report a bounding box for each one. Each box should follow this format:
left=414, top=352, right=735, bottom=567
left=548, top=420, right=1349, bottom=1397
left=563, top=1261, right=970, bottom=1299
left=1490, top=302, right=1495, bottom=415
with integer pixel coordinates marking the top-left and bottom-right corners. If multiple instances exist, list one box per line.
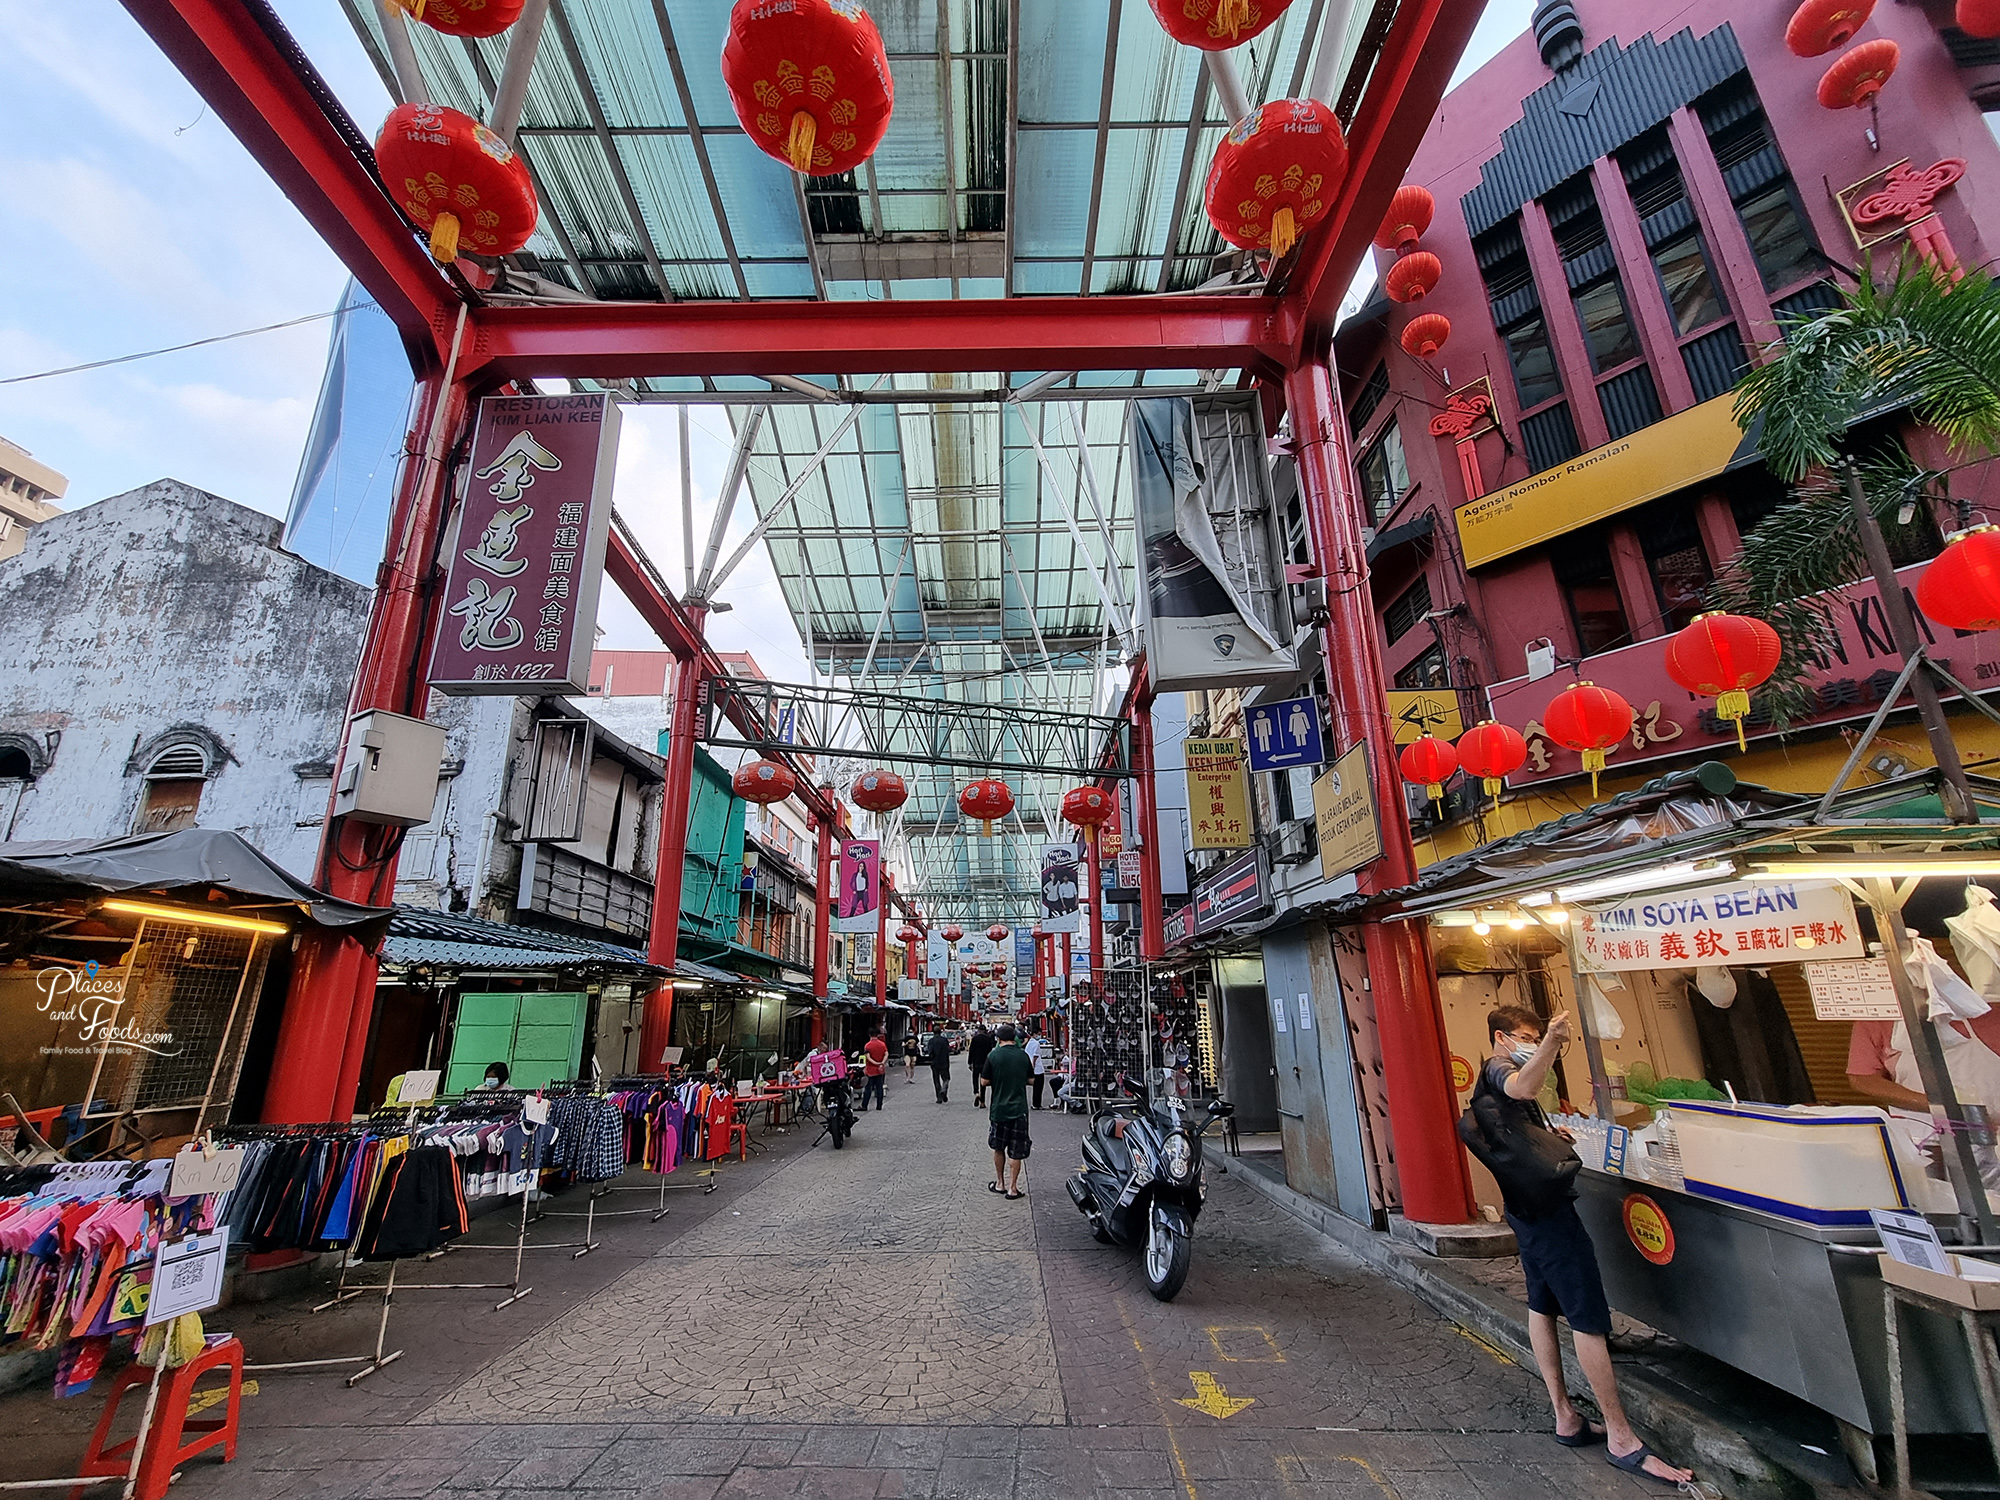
left=430, top=394, right=621, bottom=695
left=1574, top=880, right=1865, bottom=973
left=1187, top=738, right=1251, bottom=849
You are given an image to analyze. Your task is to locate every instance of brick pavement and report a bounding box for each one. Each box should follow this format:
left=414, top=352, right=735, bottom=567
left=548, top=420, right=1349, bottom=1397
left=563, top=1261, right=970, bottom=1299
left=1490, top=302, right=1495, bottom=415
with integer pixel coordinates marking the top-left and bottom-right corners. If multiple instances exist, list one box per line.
left=0, top=1077, right=1668, bottom=1498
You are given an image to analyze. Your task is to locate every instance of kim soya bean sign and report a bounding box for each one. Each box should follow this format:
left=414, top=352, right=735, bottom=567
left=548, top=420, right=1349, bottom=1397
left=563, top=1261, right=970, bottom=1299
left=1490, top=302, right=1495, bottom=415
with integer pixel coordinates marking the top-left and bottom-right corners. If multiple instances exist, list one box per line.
left=430, top=393, right=622, bottom=695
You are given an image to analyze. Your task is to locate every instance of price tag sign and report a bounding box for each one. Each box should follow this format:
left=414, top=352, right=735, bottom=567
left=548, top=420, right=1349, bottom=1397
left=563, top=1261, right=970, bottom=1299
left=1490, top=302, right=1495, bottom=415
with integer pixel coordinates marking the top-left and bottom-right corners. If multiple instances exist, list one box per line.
left=524, top=1096, right=550, bottom=1126
left=168, top=1146, right=244, bottom=1198
left=1872, top=1208, right=1951, bottom=1274
left=147, top=1228, right=229, bottom=1326
left=395, top=1070, right=440, bottom=1105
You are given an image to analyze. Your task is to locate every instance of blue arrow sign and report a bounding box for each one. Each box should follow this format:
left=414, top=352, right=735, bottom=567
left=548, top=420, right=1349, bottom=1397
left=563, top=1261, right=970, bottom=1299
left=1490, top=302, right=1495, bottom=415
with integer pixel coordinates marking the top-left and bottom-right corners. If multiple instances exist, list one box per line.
left=1245, top=695, right=1325, bottom=774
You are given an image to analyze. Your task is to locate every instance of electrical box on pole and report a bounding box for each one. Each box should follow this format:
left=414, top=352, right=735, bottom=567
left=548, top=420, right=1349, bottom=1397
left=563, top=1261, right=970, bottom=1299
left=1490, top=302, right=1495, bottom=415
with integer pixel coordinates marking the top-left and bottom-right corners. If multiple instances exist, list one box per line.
left=333, top=710, right=447, bottom=826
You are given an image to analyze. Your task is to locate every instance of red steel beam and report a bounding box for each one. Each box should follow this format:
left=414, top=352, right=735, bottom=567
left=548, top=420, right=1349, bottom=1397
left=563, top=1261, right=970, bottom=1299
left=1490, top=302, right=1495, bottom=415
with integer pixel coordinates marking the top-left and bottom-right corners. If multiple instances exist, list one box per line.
left=122, top=0, right=456, bottom=358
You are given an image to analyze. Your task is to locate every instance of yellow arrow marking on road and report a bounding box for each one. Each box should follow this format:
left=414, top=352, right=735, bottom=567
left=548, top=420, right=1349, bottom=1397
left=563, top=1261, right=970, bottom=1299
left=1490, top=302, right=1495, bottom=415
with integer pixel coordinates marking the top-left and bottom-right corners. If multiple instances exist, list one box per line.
left=1176, top=1371, right=1254, bottom=1420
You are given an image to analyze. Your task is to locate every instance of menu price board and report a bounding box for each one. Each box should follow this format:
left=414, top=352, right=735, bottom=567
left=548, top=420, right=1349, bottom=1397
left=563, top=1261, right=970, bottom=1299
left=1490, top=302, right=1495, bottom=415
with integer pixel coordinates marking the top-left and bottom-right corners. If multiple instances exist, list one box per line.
left=1804, top=958, right=1903, bottom=1020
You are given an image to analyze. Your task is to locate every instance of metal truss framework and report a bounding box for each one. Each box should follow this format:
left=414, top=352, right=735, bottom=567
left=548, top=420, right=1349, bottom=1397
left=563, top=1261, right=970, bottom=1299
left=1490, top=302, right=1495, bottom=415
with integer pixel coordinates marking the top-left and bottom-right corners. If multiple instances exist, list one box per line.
left=702, top=676, right=1131, bottom=781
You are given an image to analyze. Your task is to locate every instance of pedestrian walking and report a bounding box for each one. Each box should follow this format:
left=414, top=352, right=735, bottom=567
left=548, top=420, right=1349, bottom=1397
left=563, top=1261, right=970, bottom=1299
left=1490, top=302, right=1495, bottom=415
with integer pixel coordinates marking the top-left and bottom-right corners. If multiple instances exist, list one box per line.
left=925, top=1028, right=953, bottom=1103
left=982, top=1023, right=1033, bottom=1199
left=860, top=1027, right=889, bottom=1111
left=903, top=1030, right=920, bottom=1083
left=968, top=1024, right=995, bottom=1108
left=1024, top=1030, right=1048, bottom=1109
left=1467, top=1006, right=1693, bottom=1487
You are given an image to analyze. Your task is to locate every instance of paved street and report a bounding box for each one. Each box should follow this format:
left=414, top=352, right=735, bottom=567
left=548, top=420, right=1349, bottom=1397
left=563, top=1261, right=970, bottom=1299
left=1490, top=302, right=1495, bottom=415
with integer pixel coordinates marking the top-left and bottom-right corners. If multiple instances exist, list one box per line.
left=2, top=1083, right=1666, bottom=1498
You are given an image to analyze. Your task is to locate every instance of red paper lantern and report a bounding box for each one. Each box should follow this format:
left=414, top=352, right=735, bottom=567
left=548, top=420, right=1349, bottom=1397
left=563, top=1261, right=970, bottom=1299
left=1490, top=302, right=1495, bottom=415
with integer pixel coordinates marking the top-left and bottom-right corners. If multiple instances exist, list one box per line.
left=1061, top=786, right=1115, bottom=840
left=1456, top=721, right=1528, bottom=798
left=1375, top=185, right=1435, bottom=253
left=958, top=778, right=1015, bottom=835
left=388, top=0, right=525, bottom=38
left=1962, top=0, right=2000, bottom=39
left=1398, top=735, right=1459, bottom=806
left=1401, top=313, right=1451, bottom=359
left=1384, top=251, right=1442, bottom=304
left=850, top=768, right=908, bottom=814
left=942, top=925, right=965, bottom=943
left=732, top=757, right=798, bottom=804
left=987, top=924, right=1011, bottom=945
left=1541, top=682, right=1634, bottom=797
left=1146, top=0, right=1294, bottom=49
left=1818, top=39, right=1900, bottom=109
left=897, top=925, right=921, bottom=946
left=1918, top=526, right=2000, bottom=631
left=375, top=102, right=538, bottom=264
left=1785, top=0, right=1875, bottom=56
left=721, top=0, right=895, bottom=177
left=1204, top=98, right=1349, bottom=262
left=1664, top=611, right=1782, bottom=751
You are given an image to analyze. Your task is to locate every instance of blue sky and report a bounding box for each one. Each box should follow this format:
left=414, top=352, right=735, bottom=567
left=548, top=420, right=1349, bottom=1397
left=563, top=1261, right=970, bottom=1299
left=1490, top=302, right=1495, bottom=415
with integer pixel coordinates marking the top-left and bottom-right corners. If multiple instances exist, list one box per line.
left=0, top=0, right=1534, bottom=668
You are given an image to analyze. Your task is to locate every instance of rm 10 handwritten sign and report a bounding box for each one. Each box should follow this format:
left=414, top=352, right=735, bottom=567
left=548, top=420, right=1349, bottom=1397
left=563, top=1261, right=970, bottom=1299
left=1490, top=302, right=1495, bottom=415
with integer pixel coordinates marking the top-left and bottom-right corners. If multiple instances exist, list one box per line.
left=430, top=393, right=622, bottom=695
left=1575, top=880, right=1865, bottom=973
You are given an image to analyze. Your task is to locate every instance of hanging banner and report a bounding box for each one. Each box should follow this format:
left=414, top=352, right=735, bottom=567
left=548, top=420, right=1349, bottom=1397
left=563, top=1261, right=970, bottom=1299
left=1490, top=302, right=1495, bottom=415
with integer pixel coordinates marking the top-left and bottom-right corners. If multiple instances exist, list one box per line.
left=926, top=930, right=950, bottom=978
left=430, top=393, right=621, bottom=695
left=835, top=839, right=881, bottom=934
left=1014, top=929, right=1035, bottom=966
left=1187, top=738, right=1252, bottom=850
left=1131, top=396, right=1298, bottom=693
left=1574, top=880, right=1865, bottom=973
left=1041, top=843, right=1084, bottom=934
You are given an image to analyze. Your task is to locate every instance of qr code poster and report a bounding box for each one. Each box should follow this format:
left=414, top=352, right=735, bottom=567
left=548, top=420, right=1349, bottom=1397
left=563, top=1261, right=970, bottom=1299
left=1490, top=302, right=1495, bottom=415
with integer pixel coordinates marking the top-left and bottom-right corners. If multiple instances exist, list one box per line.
left=146, top=1229, right=229, bottom=1326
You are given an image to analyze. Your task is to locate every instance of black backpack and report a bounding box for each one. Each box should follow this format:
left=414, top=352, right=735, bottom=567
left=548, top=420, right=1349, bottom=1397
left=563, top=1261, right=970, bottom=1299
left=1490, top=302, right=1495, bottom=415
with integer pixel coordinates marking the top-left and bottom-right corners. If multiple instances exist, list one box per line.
left=1457, top=1063, right=1581, bottom=1219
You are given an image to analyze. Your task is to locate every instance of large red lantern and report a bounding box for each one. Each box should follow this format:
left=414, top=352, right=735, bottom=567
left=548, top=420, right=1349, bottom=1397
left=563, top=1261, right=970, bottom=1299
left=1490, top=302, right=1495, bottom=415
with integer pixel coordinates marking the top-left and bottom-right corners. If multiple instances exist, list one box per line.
left=942, top=925, right=964, bottom=943
left=375, top=103, right=539, bottom=264
left=1398, top=735, right=1458, bottom=807
left=850, top=769, right=908, bottom=814
left=1204, top=98, right=1349, bottom=262
left=1541, top=682, right=1634, bottom=798
left=732, top=757, right=798, bottom=804
left=897, top=925, right=921, bottom=946
left=721, top=0, right=895, bottom=177
left=1146, top=0, right=1294, bottom=48
left=388, top=0, right=525, bottom=38
left=1918, top=526, right=2000, bottom=631
left=1818, top=39, right=1900, bottom=109
left=987, top=924, right=1011, bottom=945
left=1664, top=611, right=1782, bottom=751
left=1384, top=251, right=1442, bottom=304
left=1061, top=786, right=1115, bottom=842
left=1785, top=0, right=1875, bottom=56
left=1375, top=185, right=1435, bottom=253
left=1456, top=721, right=1528, bottom=798
left=1962, top=0, right=2000, bottom=38
left=1401, top=314, right=1451, bottom=359
left=959, top=779, right=1015, bottom=835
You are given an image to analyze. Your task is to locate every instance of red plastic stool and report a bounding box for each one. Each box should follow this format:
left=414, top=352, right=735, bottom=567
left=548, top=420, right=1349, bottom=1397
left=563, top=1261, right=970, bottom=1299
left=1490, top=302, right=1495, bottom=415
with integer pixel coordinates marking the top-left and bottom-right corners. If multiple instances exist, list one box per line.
left=76, top=1336, right=242, bottom=1500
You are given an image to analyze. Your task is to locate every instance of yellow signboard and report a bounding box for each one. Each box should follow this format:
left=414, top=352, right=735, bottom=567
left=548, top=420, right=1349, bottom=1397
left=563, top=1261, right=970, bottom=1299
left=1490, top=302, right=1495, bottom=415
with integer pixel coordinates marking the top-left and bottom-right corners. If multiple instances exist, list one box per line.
left=1455, top=395, right=1750, bottom=569
left=1313, top=742, right=1382, bottom=881
left=1386, top=690, right=1463, bottom=747
left=1187, top=737, right=1252, bottom=850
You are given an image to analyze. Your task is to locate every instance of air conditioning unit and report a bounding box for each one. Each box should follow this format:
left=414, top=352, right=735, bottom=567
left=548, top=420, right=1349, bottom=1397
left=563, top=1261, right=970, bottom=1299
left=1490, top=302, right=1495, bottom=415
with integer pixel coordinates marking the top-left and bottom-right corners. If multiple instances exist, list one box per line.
left=1273, top=823, right=1312, bottom=866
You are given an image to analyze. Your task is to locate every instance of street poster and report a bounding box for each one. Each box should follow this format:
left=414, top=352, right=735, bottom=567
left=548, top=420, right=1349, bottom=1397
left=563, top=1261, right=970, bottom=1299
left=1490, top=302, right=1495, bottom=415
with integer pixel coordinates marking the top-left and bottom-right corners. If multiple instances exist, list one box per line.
left=1574, top=880, right=1865, bottom=973
left=430, top=393, right=621, bottom=695
left=835, top=839, right=880, bottom=934
left=1186, top=738, right=1251, bottom=850
left=1312, top=742, right=1382, bottom=880
left=1041, top=842, right=1083, bottom=934
left=1245, top=695, right=1325, bottom=773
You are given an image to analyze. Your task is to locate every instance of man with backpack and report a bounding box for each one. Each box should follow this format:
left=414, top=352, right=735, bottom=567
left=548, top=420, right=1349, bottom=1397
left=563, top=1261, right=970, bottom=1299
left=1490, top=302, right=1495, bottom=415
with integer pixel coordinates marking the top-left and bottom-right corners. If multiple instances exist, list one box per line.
left=1466, top=1006, right=1691, bottom=1489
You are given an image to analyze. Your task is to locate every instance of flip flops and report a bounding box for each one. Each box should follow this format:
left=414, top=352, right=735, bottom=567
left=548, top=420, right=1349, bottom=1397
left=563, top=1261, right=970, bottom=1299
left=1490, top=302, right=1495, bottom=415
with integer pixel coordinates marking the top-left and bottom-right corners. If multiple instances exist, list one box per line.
left=1606, top=1443, right=1690, bottom=1487
left=1554, top=1424, right=1604, bottom=1448
left=988, top=1181, right=1005, bottom=1195
left=1006, top=1190, right=1025, bottom=1200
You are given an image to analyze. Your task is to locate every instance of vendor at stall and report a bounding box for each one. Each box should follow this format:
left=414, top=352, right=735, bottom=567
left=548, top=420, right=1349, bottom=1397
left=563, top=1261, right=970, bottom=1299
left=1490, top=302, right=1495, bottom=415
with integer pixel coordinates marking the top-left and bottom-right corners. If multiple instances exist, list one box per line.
left=1847, top=1011, right=2000, bottom=1113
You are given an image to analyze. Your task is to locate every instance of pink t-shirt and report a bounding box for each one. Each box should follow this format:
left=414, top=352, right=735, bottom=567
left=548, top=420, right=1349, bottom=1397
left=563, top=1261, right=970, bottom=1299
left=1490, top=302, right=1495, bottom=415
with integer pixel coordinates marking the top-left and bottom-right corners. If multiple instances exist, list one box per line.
left=1848, top=1014, right=2000, bottom=1078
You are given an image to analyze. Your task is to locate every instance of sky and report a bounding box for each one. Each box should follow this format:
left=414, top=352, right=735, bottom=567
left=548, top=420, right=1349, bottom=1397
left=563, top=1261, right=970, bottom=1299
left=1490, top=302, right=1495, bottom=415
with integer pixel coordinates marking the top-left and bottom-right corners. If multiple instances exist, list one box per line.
left=0, top=0, right=1536, bottom=675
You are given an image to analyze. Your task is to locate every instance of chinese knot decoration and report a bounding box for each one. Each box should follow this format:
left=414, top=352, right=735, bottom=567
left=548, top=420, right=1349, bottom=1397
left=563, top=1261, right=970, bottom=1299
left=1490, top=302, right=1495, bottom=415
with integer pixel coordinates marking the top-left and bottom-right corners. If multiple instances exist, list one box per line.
left=721, top=0, right=895, bottom=177
left=1398, top=734, right=1458, bottom=807
left=1455, top=720, right=1528, bottom=800
left=1818, top=39, right=1900, bottom=110
left=1917, top=526, right=2000, bottom=632
left=1401, top=313, right=1451, bottom=359
left=375, top=103, right=539, bottom=264
left=1784, top=0, right=1875, bottom=57
left=732, top=758, right=798, bottom=804
left=1147, top=0, right=1294, bottom=47
left=987, top=925, right=1011, bottom=945
left=1061, top=786, right=1115, bottom=842
left=1541, top=682, right=1634, bottom=798
left=850, top=768, right=909, bottom=813
left=1853, top=159, right=1969, bottom=282
left=1204, top=98, right=1349, bottom=263
left=387, top=0, right=524, bottom=37
left=1663, top=611, right=1782, bottom=752
left=1430, top=383, right=1495, bottom=499
left=958, top=779, right=1015, bottom=836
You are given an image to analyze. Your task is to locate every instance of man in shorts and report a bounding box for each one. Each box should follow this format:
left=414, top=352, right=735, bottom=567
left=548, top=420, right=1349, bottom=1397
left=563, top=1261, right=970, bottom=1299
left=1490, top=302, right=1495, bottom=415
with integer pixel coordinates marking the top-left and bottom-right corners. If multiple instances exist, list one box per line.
left=981, top=1023, right=1034, bottom=1199
left=860, top=1027, right=889, bottom=1111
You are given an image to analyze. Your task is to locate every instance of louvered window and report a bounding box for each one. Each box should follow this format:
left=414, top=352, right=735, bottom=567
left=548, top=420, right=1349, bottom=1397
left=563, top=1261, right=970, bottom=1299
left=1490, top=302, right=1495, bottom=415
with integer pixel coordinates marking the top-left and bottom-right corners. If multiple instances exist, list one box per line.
left=146, top=745, right=208, bottom=778
left=1699, top=78, right=1823, bottom=293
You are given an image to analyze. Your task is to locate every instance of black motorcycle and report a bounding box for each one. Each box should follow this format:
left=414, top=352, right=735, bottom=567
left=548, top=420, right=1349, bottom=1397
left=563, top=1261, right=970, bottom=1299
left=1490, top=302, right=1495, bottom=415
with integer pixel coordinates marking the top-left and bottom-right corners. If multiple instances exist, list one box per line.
left=817, top=1075, right=859, bottom=1149
left=1067, top=1078, right=1233, bottom=1301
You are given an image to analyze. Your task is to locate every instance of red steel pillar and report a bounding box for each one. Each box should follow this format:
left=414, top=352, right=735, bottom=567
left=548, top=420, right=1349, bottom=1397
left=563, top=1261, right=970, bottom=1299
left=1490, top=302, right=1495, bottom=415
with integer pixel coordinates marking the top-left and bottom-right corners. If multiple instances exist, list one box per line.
left=811, top=802, right=833, bottom=1046
left=640, top=624, right=708, bottom=1070
left=876, top=871, right=891, bottom=1010
left=1131, top=682, right=1166, bottom=961
left=1285, top=358, right=1472, bottom=1225
left=263, top=368, right=468, bottom=1123
left=1085, top=829, right=1105, bottom=980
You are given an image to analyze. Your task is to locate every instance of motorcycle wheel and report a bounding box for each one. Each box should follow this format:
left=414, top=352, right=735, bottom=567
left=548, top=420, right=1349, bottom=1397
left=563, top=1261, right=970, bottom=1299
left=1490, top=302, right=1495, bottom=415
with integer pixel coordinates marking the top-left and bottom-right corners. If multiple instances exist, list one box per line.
left=831, top=1117, right=847, bottom=1148
left=1144, top=1203, right=1192, bottom=1301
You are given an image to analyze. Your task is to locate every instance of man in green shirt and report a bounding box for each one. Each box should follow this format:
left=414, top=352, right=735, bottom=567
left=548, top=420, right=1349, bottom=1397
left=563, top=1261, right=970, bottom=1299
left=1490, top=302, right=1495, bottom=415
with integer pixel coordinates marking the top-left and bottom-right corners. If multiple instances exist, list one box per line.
left=981, top=1023, right=1034, bottom=1199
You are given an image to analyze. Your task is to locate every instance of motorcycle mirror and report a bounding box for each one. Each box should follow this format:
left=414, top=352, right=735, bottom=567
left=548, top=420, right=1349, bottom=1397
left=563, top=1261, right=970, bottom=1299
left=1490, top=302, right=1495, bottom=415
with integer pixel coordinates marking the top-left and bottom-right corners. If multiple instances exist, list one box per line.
left=1207, top=1099, right=1235, bottom=1117
left=1122, top=1076, right=1146, bottom=1099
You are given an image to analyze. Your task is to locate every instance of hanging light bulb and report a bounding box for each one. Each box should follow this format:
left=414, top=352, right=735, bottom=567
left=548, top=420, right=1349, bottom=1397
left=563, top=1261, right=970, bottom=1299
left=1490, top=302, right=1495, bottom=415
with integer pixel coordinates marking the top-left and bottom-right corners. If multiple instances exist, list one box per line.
left=1472, top=920, right=1492, bottom=936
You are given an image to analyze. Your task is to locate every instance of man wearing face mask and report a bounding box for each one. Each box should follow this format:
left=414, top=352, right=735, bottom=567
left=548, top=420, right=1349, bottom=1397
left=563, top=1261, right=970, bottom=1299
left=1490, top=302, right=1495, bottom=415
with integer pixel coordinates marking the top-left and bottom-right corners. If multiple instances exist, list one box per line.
left=1483, top=1006, right=1692, bottom=1488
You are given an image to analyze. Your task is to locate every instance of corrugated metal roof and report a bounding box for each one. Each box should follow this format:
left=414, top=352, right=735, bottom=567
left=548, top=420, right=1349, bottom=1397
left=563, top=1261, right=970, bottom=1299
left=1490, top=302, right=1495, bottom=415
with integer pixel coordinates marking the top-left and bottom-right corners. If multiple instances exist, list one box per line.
left=384, top=905, right=667, bottom=973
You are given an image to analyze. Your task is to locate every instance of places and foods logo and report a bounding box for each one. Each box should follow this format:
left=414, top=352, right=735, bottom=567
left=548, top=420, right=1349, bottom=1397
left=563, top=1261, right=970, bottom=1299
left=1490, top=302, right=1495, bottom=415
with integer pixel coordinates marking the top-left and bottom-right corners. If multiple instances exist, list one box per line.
left=35, top=960, right=182, bottom=1058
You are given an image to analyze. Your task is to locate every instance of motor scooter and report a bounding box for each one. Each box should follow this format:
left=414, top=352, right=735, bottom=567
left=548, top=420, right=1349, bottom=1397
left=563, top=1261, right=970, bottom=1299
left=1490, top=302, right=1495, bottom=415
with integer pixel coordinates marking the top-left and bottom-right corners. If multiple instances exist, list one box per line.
left=1067, top=1076, right=1233, bottom=1301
